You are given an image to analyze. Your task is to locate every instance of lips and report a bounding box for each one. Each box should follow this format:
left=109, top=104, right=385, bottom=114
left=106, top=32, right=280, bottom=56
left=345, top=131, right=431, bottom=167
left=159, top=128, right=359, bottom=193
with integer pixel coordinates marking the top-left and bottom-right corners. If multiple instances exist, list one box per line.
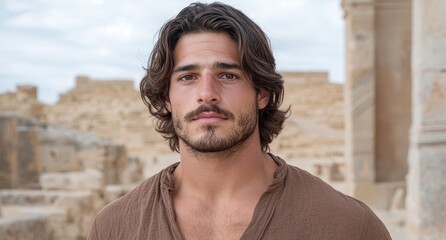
left=184, top=104, right=235, bottom=122
left=193, top=111, right=228, bottom=122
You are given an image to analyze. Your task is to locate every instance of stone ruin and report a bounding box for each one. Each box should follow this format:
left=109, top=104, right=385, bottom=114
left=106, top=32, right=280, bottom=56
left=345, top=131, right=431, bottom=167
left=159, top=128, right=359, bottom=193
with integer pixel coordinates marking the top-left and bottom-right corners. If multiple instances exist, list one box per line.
left=0, top=72, right=344, bottom=239
left=343, top=0, right=446, bottom=239
left=0, top=113, right=142, bottom=239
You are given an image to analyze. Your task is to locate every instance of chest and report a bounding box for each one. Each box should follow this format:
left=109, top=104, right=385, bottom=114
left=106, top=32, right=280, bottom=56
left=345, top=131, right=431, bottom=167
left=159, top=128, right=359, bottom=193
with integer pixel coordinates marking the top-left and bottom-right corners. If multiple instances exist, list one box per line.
left=174, top=202, right=255, bottom=240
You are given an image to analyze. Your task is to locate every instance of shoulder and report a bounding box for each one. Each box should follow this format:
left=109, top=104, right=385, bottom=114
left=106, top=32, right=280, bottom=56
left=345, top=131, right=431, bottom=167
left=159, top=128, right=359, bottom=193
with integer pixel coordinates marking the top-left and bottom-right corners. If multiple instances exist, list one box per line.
left=91, top=174, right=160, bottom=228
left=88, top=165, right=176, bottom=239
left=280, top=163, right=391, bottom=239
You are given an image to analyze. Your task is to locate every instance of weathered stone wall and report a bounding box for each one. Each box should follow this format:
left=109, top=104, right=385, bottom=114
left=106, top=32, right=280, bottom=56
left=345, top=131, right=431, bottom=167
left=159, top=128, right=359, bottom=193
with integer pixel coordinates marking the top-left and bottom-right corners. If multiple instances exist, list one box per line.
left=0, top=114, right=42, bottom=189
left=0, top=189, right=103, bottom=240
left=406, top=0, right=446, bottom=239
left=271, top=73, right=344, bottom=160
left=0, top=114, right=142, bottom=239
left=0, top=215, right=50, bottom=240
left=44, top=76, right=170, bottom=161
left=16, top=126, right=41, bottom=189
left=0, top=114, right=140, bottom=189
left=0, top=113, right=18, bottom=188
left=0, top=85, right=46, bottom=122
left=281, top=71, right=329, bottom=84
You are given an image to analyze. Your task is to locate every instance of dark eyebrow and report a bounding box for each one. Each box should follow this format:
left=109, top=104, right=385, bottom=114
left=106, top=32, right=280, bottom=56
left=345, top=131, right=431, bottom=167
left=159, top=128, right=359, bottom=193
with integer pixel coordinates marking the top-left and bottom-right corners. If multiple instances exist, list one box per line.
left=172, top=64, right=199, bottom=73
left=213, top=62, right=240, bottom=70
left=172, top=62, right=240, bottom=73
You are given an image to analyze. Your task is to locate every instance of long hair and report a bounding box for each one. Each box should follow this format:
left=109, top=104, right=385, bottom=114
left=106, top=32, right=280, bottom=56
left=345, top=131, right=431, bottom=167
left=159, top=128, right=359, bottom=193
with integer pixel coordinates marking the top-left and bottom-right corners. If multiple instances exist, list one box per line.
left=140, top=2, right=289, bottom=152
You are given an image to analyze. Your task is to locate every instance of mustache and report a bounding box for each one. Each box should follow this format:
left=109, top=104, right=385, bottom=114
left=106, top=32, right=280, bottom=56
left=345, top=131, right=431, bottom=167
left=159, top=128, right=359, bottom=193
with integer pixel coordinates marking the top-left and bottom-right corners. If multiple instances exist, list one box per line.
left=184, top=104, right=235, bottom=121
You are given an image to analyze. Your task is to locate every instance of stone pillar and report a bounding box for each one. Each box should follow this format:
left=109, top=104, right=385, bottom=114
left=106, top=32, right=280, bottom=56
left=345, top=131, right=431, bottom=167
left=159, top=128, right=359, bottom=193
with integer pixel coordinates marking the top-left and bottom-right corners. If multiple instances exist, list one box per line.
left=342, top=0, right=376, bottom=200
left=0, top=114, right=18, bottom=188
left=0, top=114, right=42, bottom=189
left=406, top=0, right=446, bottom=239
left=103, top=144, right=128, bottom=184
left=17, top=126, right=42, bottom=189
left=374, top=0, right=412, bottom=182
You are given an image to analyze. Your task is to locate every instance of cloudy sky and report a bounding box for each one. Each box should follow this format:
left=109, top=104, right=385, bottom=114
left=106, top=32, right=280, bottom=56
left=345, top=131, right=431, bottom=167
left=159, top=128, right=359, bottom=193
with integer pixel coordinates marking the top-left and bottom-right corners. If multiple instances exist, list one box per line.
left=0, top=0, right=345, bottom=104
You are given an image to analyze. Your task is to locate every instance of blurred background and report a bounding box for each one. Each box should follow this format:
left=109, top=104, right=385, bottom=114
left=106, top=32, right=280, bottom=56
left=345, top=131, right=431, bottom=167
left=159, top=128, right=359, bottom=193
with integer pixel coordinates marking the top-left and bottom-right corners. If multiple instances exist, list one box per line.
left=1, top=0, right=445, bottom=239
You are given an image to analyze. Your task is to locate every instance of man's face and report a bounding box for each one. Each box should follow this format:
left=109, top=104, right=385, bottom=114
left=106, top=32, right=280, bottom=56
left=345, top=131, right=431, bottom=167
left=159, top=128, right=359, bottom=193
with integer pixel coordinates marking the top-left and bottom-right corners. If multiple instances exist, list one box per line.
left=166, top=32, right=269, bottom=153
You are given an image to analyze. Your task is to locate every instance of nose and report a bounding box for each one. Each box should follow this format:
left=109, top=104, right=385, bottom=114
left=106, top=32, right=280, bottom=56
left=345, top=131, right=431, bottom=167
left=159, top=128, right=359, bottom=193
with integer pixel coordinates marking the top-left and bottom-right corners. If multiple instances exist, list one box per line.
left=197, top=72, right=221, bottom=104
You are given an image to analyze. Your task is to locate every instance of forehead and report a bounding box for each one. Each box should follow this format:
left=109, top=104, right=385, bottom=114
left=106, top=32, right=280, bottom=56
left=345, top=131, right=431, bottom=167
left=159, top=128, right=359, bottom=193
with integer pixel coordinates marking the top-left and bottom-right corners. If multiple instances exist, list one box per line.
left=173, top=32, right=241, bottom=66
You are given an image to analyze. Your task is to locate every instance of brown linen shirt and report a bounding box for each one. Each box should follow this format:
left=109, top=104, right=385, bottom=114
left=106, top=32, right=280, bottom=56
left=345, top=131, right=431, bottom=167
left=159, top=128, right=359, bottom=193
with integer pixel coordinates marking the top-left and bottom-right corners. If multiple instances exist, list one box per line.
left=88, top=155, right=391, bottom=240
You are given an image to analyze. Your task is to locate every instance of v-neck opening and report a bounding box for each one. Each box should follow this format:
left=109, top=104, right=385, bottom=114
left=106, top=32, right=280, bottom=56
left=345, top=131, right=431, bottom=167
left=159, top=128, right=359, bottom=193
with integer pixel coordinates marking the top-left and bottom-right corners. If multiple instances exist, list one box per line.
left=160, top=155, right=288, bottom=240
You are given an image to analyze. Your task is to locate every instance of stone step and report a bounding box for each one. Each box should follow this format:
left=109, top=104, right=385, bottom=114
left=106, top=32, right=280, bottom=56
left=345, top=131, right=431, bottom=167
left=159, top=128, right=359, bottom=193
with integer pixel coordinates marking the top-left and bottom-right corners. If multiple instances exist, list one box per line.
left=0, top=189, right=92, bottom=206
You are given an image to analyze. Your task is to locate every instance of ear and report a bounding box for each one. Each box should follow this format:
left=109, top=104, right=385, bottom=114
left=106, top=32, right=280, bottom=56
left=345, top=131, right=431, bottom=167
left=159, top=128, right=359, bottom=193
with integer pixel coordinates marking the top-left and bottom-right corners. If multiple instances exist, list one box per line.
left=257, top=89, right=270, bottom=110
left=165, top=96, right=172, bottom=112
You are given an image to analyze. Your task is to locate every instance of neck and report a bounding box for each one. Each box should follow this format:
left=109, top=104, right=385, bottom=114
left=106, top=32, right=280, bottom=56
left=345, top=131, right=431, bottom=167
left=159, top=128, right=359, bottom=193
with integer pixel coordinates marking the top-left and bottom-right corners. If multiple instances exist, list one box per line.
left=172, top=134, right=277, bottom=203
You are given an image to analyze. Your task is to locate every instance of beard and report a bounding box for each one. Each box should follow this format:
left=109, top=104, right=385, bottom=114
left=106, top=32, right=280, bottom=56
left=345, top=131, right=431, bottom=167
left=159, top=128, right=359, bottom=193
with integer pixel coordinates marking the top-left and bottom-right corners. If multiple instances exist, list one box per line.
left=173, top=103, right=258, bottom=153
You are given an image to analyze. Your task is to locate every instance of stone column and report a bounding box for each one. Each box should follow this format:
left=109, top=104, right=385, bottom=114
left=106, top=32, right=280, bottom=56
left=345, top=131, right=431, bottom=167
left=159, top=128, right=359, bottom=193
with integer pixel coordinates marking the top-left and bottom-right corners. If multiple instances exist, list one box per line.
left=342, top=0, right=376, bottom=201
left=17, top=126, right=41, bottom=189
left=374, top=0, right=412, bottom=183
left=406, top=0, right=446, bottom=239
left=0, top=114, right=42, bottom=189
left=0, top=114, right=18, bottom=188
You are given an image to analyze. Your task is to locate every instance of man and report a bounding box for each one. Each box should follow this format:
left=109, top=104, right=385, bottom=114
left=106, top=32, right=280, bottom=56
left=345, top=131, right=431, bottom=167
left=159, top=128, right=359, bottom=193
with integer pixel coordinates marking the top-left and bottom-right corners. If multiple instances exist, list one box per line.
left=88, top=2, right=391, bottom=240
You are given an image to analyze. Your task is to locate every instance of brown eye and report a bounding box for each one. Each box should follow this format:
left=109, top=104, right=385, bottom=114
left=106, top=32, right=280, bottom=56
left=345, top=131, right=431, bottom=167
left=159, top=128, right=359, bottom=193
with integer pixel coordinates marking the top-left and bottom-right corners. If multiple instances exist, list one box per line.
left=220, top=73, right=238, bottom=80
left=179, top=75, right=196, bottom=82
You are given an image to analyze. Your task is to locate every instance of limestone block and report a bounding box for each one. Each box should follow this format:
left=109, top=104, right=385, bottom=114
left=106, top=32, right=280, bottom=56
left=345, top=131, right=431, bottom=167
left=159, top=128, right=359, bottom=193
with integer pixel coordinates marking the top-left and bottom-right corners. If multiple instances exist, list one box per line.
left=53, top=190, right=102, bottom=239
left=121, top=156, right=143, bottom=184
left=44, top=208, right=67, bottom=240
left=0, top=92, right=17, bottom=112
left=0, top=191, right=102, bottom=240
left=0, top=215, right=49, bottom=240
left=79, top=144, right=129, bottom=185
left=39, top=126, right=89, bottom=173
left=420, top=72, right=446, bottom=126
left=0, top=114, right=43, bottom=189
left=282, top=71, right=328, bottom=84
left=390, top=187, right=405, bottom=212
left=0, top=190, right=47, bottom=205
left=40, top=139, right=79, bottom=173
left=78, top=145, right=105, bottom=170
left=40, top=169, right=105, bottom=191
left=407, top=146, right=446, bottom=239
left=16, top=127, right=41, bottom=189
left=102, top=144, right=128, bottom=184
left=0, top=190, right=104, bottom=212
left=16, top=85, right=37, bottom=102
left=0, top=114, right=17, bottom=189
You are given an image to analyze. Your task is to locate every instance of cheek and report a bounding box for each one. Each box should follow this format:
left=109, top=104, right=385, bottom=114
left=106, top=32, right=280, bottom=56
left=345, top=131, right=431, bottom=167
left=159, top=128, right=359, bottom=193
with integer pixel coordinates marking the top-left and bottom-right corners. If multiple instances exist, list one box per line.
left=232, top=88, right=258, bottom=105
left=167, top=91, right=180, bottom=111
left=169, top=101, right=187, bottom=119
left=169, top=86, right=188, bottom=104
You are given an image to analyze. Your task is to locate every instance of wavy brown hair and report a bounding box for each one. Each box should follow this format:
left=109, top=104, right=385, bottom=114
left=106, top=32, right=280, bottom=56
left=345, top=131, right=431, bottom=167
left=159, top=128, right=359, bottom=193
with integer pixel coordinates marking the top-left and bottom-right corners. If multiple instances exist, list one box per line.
left=140, top=2, right=289, bottom=152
